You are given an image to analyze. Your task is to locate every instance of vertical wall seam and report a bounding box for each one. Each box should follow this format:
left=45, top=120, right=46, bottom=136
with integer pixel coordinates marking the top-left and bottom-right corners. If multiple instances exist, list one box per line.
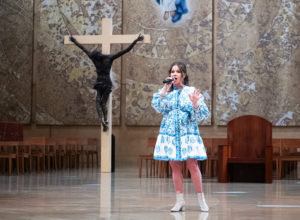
left=212, top=0, right=215, bottom=126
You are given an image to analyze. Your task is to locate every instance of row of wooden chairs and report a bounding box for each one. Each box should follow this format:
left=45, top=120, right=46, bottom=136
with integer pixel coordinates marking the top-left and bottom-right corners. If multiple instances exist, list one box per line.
left=273, top=138, right=300, bottom=179
left=0, top=137, right=99, bottom=175
left=139, top=137, right=300, bottom=179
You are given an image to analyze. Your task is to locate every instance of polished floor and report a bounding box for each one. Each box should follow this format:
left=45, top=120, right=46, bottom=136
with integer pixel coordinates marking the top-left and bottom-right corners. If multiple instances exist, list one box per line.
left=0, top=166, right=300, bottom=220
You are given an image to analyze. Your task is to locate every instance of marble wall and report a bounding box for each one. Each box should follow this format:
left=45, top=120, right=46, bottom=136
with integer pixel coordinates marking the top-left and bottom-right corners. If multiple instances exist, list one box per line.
left=0, top=0, right=299, bottom=127
left=215, top=0, right=300, bottom=125
left=0, top=1, right=33, bottom=123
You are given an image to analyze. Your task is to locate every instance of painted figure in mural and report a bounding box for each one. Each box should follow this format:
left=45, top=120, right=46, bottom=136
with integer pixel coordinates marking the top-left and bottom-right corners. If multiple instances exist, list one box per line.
left=155, top=0, right=188, bottom=23
left=69, top=34, right=144, bottom=131
left=152, top=61, right=210, bottom=212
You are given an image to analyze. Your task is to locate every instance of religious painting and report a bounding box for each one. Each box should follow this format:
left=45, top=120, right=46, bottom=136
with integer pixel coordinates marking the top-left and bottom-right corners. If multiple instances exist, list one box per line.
left=154, top=0, right=190, bottom=23
left=124, top=0, right=212, bottom=126
left=0, top=1, right=33, bottom=123
left=34, top=0, right=122, bottom=125
left=215, top=0, right=300, bottom=126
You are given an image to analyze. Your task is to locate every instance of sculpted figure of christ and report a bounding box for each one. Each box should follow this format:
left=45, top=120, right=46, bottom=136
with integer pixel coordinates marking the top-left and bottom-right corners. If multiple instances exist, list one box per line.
left=69, top=34, right=144, bottom=131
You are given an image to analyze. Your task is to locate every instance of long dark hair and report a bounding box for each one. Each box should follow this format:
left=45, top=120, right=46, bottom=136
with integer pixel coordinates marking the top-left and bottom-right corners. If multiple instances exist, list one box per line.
left=168, top=61, right=189, bottom=92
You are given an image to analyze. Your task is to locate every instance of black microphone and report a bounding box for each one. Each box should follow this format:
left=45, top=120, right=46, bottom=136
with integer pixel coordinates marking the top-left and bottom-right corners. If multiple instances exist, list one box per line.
left=163, top=78, right=175, bottom=84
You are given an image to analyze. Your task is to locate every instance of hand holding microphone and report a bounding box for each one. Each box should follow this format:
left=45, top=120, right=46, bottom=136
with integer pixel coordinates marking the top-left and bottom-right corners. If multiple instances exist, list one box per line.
left=163, top=78, right=175, bottom=84
left=160, top=77, right=174, bottom=97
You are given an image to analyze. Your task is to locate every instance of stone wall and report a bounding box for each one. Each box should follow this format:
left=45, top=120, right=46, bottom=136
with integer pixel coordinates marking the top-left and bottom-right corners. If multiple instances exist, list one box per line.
left=0, top=1, right=33, bottom=123
left=215, top=0, right=300, bottom=125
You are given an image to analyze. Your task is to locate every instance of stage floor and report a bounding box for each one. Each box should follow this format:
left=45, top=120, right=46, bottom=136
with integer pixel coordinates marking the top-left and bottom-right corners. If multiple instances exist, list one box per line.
left=0, top=166, right=299, bottom=220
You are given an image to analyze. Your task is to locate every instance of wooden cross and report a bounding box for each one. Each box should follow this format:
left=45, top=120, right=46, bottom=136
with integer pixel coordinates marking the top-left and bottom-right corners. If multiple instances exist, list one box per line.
left=64, top=18, right=150, bottom=173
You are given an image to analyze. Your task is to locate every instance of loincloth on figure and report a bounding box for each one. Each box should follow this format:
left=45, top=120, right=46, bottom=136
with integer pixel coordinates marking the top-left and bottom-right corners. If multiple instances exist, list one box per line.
left=93, top=80, right=112, bottom=95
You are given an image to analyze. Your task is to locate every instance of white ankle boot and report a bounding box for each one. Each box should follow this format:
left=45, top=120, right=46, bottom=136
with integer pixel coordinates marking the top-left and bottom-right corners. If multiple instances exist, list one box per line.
left=197, top=193, right=209, bottom=212
left=171, top=193, right=185, bottom=212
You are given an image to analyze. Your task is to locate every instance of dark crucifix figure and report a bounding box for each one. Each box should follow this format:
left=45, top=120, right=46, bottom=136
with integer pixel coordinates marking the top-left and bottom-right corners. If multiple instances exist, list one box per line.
left=69, top=34, right=144, bottom=131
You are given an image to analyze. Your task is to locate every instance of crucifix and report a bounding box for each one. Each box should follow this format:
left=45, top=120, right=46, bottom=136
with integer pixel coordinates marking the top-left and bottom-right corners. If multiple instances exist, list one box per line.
left=64, top=18, right=150, bottom=172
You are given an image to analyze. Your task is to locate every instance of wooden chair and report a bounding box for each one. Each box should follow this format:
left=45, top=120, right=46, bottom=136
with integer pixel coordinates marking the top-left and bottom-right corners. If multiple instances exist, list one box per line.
left=0, top=141, right=19, bottom=175
left=87, top=138, right=99, bottom=168
left=24, top=137, right=46, bottom=172
left=139, top=137, right=157, bottom=178
left=45, top=138, right=57, bottom=171
left=55, top=138, right=67, bottom=169
left=157, top=160, right=171, bottom=178
left=76, top=138, right=88, bottom=168
left=203, top=138, right=212, bottom=177
left=208, top=138, right=227, bottom=178
left=272, top=139, right=282, bottom=179
left=66, top=138, right=78, bottom=169
left=0, top=122, right=24, bottom=174
left=279, top=139, right=300, bottom=179
left=218, top=115, right=273, bottom=183
left=18, top=141, right=31, bottom=173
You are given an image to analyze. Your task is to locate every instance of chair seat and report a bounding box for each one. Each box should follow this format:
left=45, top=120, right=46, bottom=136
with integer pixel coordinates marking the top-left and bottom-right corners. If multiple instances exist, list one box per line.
left=31, top=152, right=44, bottom=157
left=139, top=154, right=153, bottom=158
left=280, top=156, right=300, bottom=161
left=0, top=153, right=17, bottom=157
left=228, top=158, right=265, bottom=163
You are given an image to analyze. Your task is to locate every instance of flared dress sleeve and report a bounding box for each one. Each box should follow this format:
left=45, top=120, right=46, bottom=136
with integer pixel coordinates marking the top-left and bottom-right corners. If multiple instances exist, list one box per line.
left=190, top=97, right=210, bottom=123
left=151, top=89, right=172, bottom=114
left=178, top=87, right=210, bottom=123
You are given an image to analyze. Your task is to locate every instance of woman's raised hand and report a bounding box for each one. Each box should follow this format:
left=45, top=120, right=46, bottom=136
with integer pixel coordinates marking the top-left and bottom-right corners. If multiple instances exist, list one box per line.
left=189, top=89, right=203, bottom=108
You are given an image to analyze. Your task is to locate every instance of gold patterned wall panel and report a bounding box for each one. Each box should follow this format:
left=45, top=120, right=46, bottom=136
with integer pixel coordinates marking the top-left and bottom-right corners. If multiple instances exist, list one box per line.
left=215, top=0, right=300, bottom=125
left=0, top=1, right=32, bottom=123
left=124, top=0, right=213, bottom=126
left=35, top=0, right=122, bottom=125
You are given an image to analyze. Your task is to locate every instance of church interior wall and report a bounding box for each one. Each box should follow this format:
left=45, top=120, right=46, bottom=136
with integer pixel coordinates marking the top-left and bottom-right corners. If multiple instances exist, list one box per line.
left=1, top=0, right=299, bottom=165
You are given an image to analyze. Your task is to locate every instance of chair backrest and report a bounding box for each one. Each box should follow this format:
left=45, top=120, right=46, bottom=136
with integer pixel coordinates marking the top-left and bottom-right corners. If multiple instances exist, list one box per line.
left=0, top=141, right=19, bottom=154
left=272, top=139, right=282, bottom=156
left=87, top=138, right=98, bottom=152
left=212, top=138, right=228, bottom=155
left=77, top=138, right=88, bottom=151
left=66, top=138, right=78, bottom=152
left=45, top=137, right=57, bottom=153
left=202, top=138, right=213, bottom=155
left=147, top=137, right=157, bottom=149
left=24, top=137, right=46, bottom=153
left=227, top=115, right=272, bottom=159
left=54, top=137, right=67, bottom=152
left=281, top=139, right=300, bottom=156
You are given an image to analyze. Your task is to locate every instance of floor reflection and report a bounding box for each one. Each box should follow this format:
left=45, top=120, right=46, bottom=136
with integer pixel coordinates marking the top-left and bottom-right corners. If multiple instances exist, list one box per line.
left=0, top=166, right=300, bottom=219
left=170, top=212, right=209, bottom=220
left=100, top=172, right=112, bottom=219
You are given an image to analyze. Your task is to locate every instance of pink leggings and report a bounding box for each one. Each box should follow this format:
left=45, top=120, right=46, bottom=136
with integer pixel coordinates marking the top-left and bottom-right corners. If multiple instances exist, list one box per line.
left=169, top=159, right=203, bottom=194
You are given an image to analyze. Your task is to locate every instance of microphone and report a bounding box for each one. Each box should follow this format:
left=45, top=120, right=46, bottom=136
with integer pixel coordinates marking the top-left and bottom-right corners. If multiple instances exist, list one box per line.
left=163, top=78, right=175, bottom=84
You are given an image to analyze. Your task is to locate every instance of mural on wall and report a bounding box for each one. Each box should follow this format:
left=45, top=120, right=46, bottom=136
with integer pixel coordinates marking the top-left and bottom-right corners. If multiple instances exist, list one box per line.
left=215, top=0, right=300, bottom=126
left=155, top=0, right=189, bottom=23
left=35, top=0, right=122, bottom=125
left=2, top=0, right=299, bottom=127
left=124, top=0, right=212, bottom=126
left=0, top=1, right=33, bottom=123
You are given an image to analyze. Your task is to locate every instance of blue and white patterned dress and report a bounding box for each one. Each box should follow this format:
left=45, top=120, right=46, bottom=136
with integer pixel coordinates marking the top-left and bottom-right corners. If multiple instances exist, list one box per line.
left=152, top=85, right=210, bottom=161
